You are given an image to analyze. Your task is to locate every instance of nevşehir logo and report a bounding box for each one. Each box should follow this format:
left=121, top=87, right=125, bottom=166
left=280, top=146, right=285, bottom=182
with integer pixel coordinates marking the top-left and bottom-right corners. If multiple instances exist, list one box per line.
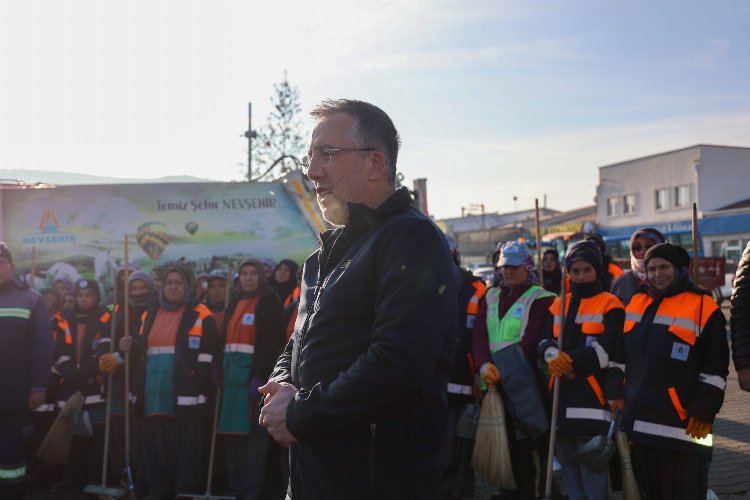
left=21, top=207, right=76, bottom=245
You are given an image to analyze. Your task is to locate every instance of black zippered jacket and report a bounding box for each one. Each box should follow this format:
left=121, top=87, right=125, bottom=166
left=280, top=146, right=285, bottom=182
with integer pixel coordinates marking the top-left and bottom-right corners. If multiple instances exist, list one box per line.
left=269, top=187, right=460, bottom=500
left=731, top=240, right=750, bottom=370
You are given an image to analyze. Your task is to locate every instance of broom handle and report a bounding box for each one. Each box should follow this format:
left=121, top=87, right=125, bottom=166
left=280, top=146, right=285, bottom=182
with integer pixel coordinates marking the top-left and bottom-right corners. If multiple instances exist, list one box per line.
left=124, top=236, right=132, bottom=465
left=535, top=199, right=543, bottom=285
left=30, top=246, right=36, bottom=289
left=101, top=268, right=118, bottom=487
left=206, top=266, right=232, bottom=495
left=544, top=267, right=567, bottom=499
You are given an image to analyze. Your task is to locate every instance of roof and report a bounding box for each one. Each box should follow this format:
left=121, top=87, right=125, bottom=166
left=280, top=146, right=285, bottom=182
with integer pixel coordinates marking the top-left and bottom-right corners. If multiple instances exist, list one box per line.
left=598, top=144, right=750, bottom=170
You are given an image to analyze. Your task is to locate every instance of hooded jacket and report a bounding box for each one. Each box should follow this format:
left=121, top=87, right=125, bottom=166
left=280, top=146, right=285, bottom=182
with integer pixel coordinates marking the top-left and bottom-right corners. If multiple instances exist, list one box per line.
left=269, top=187, right=460, bottom=500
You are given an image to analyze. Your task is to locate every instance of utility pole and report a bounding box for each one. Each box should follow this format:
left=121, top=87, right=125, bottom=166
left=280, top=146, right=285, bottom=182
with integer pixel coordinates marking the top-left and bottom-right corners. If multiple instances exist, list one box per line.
left=244, top=102, right=258, bottom=181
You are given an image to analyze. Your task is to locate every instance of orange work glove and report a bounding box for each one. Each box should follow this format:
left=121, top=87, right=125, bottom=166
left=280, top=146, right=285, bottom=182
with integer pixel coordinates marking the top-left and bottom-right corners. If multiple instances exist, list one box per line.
left=99, top=353, right=120, bottom=373
left=547, top=351, right=573, bottom=378
left=481, top=363, right=500, bottom=386
left=686, top=417, right=712, bottom=439
left=610, top=399, right=624, bottom=412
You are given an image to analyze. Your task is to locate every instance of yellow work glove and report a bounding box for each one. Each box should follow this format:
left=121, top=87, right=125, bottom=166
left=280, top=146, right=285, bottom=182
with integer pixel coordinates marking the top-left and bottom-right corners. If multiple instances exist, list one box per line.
left=481, top=363, right=500, bottom=386
left=610, top=399, right=624, bottom=412
left=99, top=353, right=120, bottom=373
left=686, top=417, right=712, bottom=439
left=548, top=351, right=573, bottom=378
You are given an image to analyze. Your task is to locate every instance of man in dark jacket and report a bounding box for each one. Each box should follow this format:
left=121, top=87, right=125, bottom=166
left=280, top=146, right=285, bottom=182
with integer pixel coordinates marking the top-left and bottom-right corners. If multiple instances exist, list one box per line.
left=0, top=243, right=53, bottom=500
left=731, top=240, right=750, bottom=391
left=259, top=99, right=460, bottom=500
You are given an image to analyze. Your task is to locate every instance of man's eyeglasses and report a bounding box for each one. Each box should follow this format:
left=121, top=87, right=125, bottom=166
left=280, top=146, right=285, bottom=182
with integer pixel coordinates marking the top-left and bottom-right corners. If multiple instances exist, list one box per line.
left=300, top=147, right=376, bottom=174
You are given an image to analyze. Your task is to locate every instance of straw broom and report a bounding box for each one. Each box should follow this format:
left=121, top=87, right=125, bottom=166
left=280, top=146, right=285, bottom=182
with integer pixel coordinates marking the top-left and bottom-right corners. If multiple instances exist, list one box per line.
left=472, top=385, right=516, bottom=490
left=615, top=429, right=642, bottom=500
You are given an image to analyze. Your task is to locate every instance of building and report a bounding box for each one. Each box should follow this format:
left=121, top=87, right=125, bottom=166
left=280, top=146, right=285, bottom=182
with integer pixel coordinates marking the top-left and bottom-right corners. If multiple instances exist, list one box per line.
left=596, top=144, right=750, bottom=273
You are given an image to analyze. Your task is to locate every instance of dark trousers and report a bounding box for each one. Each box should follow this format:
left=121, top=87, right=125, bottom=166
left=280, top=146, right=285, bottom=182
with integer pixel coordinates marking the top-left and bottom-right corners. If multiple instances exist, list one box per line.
left=223, top=422, right=269, bottom=499
left=631, top=443, right=710, bottom=500
left=62, top=423, right=104, bottom=486
left=110, top=415, right=147, bottom=494
left=442, top=405, right=475, bottom=498
left=143, top=416, right=204, bottom=499
left=505, top=411, right=540, bottom=500
left=0, top=411, right=30, bottom=500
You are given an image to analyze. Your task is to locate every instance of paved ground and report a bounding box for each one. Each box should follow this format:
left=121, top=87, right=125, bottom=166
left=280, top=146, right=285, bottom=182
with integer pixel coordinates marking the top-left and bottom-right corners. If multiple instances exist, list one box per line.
left=468, top=305, right=750, bottom=500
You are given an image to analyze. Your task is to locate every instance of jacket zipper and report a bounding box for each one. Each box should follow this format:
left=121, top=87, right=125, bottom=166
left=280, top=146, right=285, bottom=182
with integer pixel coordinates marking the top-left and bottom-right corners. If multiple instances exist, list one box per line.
left=368, top=421, right=376, bottom=499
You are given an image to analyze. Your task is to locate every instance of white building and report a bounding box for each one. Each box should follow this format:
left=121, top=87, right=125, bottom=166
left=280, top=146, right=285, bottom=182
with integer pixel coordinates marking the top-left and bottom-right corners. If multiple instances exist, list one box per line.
left=596, top=144, right=750, bottom=272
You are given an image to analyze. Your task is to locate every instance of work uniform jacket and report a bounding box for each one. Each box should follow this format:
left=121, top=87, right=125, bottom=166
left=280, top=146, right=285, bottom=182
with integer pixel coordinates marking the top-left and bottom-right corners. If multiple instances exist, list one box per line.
left=57, top=307, right=110, bottom=411
left=731, top=240, right=750, bottom=371
left=217, top=285, right=283, bottom=434
left=539, top=281, right=624, bottom=437
left=269, top=187, right=460, bottom=500
left=616, top=275, right=729, bottom=458
left=34, top=312, right=71, bottom=413
left=447, top=269, right=486, bottom=406
left=0, top=279, right=52, bottom=411
left=130, top=300, right=217, bottom=418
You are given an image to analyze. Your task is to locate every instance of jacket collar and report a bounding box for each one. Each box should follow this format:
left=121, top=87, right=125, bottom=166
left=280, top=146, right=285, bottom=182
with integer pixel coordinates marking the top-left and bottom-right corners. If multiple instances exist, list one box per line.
left=317, top=186, right=412, bottom=244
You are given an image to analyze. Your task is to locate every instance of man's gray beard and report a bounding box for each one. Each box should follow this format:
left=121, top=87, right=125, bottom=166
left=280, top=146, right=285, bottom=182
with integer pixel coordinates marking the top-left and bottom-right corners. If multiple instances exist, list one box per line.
left=320, top=198, right=350, bottom=226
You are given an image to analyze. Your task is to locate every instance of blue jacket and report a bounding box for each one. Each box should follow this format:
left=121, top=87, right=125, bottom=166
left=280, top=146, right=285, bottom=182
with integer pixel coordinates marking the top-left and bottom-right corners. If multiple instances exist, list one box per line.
left=270, top=187, right=460, bottom=500
left=539, top=281, right=625, bottom=437
left=0, top=279, right=53, bottom=411
left=616, top=275, right=729, bottom=458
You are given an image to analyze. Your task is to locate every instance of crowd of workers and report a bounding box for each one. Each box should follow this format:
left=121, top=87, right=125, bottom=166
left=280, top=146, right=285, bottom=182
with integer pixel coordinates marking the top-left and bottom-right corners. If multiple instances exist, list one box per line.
left=444, top=228, right=750, bottom=500
left=0, top=249, right=301, bottom=499
left=2, top=98, right=750, bottom=500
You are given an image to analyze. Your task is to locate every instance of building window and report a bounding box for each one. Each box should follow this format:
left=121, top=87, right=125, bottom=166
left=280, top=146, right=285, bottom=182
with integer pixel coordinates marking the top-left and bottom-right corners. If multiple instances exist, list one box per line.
left=607, top=197, right=618, bottom=217
left=623, top=194, right=636, bottom=215
left=675, top=185, right=690, bottom=208
left=655, top=188, right=669, bottom=211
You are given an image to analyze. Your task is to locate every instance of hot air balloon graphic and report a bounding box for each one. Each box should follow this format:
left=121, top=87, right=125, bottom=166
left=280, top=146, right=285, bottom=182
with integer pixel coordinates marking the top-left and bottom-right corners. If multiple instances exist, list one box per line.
left=185, top=221, right=199, bottom=235
left=136, top=222, right=170, bottom=262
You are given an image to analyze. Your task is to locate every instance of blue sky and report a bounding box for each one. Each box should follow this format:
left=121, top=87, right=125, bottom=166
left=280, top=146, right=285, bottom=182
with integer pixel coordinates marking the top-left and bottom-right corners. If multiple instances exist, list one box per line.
left=1, top=0, right=748, bottom=219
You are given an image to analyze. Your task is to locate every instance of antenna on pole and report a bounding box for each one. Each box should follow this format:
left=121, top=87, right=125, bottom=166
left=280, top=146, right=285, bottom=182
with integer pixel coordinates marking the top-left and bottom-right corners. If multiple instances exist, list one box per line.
left=244, top=102, right=258, bottom=181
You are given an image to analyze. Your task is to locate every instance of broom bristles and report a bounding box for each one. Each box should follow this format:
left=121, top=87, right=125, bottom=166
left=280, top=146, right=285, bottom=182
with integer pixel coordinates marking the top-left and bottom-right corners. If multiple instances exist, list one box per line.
left=615, top=429, right=642, bottom=500
left=472, top=385, right=516, bottom=490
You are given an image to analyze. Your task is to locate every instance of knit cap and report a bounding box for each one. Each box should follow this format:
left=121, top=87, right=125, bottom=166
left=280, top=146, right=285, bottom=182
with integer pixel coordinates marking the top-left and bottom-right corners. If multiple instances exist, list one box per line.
left=644, top=243, right=691, bottom=270
left=565, top=240, right=602, bottom=277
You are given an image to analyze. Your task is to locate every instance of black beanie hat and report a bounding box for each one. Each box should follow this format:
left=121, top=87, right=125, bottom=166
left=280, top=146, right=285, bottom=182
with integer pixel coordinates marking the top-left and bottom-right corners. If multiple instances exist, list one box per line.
left=75, top=278, right=101, bottom=301
left=583, top=233, right=606, bottom=256
left=565, top=240, right=603, bottom=277
left=644, top=243, right=691, bottom=270
left=0, top=242, right=12, bottom=264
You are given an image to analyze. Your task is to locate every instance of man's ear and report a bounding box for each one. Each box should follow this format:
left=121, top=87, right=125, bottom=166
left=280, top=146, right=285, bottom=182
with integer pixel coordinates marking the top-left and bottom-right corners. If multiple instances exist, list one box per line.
left=367, top=150, right=387, bottom=181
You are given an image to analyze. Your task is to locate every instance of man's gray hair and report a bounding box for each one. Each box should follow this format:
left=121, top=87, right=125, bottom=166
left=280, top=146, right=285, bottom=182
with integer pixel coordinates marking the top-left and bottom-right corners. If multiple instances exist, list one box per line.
left=310, top=99, right=400, bottom=185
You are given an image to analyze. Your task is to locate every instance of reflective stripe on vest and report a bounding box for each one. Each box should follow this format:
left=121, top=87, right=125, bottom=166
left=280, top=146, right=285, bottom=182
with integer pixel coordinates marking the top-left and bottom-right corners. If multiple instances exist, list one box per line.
left=466, top=279, right=487, bottom=329
left=0, top=464, right=26, bottom=480
left=624, top=291, right=718, bottom=345
left=633, top=419, right=713, bottom=447
left=447, top=383, right=473, bottom=395
left=284, top=287, right=301, bottom=306
left=550, top=292, right=623, bottom=338
left=487, top=285, right=555, bottom=353
left=54, top=313, right=73, bottom=344
left=0, top=307, right=31, bottom=319
left=188, top=303, right=212, bottom=337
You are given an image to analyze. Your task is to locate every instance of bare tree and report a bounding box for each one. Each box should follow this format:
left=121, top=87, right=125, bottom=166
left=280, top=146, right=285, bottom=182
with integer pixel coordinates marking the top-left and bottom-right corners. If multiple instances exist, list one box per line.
left=249, top=72, right=307, bottom=181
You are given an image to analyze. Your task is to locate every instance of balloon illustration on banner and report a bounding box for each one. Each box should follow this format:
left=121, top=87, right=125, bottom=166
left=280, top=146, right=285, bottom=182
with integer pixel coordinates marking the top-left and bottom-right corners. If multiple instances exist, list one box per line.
left=185, top=221, right=199, bottom=235
left=136, top=222, right=170, bottom=261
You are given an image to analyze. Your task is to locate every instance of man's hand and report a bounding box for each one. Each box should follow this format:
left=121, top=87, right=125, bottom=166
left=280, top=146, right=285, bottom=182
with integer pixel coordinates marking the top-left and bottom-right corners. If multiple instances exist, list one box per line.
left=481, top=363, right=500, bottom=386
left=119, top=336, right=133, bottom=353
left=28, top=389, right=45, bottom=411
left=738, top=366, right=750, bottom=392
left=686, top=417, right=712, bottom=439
left=548, top=351, right=574, bottom=378
left=258, top=381, right=299, bottom=447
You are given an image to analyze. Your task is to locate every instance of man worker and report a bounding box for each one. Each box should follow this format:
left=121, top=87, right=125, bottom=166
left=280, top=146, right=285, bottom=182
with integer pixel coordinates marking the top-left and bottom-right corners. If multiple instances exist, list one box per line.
left=259, top=99, right=460, bottom=500
left=0, top=243, right=53, bottom=500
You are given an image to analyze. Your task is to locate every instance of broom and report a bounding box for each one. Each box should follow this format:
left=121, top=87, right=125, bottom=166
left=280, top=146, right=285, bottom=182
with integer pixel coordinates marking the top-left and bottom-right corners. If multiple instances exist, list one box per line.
left=37, top=391, right=83, bottom=464
left=472, top=385, right=516, bottom=490
left=615, top=429, right=642, bottom=500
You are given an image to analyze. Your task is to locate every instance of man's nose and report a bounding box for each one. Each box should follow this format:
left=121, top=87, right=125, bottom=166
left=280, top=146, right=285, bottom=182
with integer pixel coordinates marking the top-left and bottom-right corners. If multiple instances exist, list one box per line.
left=306, top=159, right=325, bottom=180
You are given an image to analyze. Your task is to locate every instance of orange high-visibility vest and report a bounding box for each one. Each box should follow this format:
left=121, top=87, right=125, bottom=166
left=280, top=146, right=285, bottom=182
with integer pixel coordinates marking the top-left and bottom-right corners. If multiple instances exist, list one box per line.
left=550, top=293, right=623, bottom=338
left=624, top=291, right=718, bottom=345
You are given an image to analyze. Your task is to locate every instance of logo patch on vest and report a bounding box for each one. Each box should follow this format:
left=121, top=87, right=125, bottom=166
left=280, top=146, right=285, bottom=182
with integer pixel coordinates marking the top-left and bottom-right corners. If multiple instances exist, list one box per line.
left=671, top=342, right=690, bottom=361
left=466, top=314, right=476, bottom=329
left=512, top=306, right=524, bottom=318
left=242, top=313, right=255, bottom=326
left=188, top=336, right=201, bottom=349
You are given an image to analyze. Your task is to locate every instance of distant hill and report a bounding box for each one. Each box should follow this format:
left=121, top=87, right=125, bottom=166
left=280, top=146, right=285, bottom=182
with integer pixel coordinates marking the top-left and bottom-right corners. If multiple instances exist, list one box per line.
left=0, top=169, right=219, bottom=186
